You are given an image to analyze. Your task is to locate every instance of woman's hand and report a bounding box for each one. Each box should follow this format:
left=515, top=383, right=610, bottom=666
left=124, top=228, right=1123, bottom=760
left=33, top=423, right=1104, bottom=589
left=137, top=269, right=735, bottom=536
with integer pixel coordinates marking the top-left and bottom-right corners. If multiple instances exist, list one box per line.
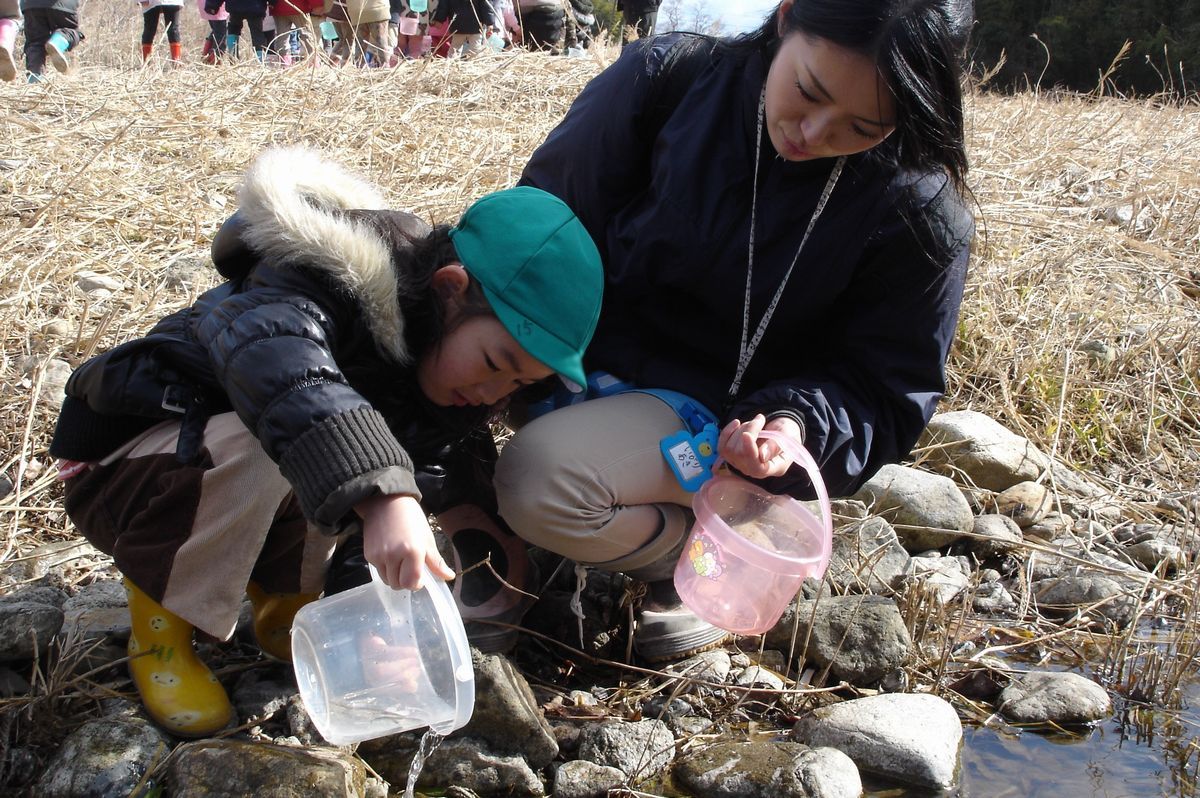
left=356, top=494, right=455, bottom=591
left=717, top=414, right=805, bottom=479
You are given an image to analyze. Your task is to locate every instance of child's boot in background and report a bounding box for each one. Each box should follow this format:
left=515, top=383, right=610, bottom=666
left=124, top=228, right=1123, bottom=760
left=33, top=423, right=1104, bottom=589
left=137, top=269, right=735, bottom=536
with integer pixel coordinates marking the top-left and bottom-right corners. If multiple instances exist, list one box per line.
left=0, top=18, right=18, bottom=82
left=226, top=33, right=238, bottom=58
left=244, top=581, right=319, bottom=661
left=124, top=578, right=234, bottom=737
left=45, top=31, right=70, bottom=73
left=141, top=43, right=153, bottom=62
left=201, top=38, right=214, bottom=64
left=169, top=41, right=182, bottom=64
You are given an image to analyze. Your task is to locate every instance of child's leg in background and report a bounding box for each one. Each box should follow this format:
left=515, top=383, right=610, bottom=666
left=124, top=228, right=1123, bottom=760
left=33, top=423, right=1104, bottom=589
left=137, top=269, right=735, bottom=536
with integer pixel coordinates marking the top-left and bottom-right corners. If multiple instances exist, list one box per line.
left=140, top=7, right=160, bottom=60
left=0, top=9, right=20, bottom=81
left=226, top=12, right=244, bottom=56
left=361, top=20, right=387, bottom=66
left=244, top=14, right=267, bottom=59
left=20, top=7, right=50, bottom=76
left=205, top=18, right=227, bottom=60
left=161, top=5, right=182, bottom=61
left=331, top=19, right=354, bottom=65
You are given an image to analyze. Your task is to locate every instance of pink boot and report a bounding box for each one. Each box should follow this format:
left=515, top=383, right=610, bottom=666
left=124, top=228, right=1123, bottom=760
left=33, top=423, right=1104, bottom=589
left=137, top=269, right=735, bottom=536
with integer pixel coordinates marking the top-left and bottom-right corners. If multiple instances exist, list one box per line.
left=0, top=18, right=18, bottom=82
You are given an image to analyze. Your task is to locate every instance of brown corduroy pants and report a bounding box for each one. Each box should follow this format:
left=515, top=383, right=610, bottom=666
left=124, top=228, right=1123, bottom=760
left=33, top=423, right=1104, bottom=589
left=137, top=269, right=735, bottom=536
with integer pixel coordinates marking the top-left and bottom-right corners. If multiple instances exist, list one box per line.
left=63, top=413, right=338, bottom=640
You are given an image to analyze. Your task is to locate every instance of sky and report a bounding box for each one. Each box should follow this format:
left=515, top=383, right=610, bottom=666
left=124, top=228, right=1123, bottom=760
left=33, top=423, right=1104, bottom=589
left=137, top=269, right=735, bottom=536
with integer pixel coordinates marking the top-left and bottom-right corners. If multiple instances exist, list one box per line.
left=713, top=0, right=779, bottom=33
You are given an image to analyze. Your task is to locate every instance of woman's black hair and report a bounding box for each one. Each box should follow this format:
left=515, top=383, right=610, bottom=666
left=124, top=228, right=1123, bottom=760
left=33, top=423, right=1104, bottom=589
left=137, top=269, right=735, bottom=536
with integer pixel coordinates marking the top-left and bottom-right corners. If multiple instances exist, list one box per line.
left=728, top=0, right=972, bottom=192
left=346, top=212, right=494, bottom=361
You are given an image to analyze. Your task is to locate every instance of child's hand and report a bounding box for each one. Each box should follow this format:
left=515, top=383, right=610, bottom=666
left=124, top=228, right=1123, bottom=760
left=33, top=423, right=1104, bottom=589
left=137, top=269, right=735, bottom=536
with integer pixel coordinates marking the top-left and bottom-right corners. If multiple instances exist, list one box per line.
left=356, top=494, right=455, bottom=591
left=718, top=414, right=804, bottom=479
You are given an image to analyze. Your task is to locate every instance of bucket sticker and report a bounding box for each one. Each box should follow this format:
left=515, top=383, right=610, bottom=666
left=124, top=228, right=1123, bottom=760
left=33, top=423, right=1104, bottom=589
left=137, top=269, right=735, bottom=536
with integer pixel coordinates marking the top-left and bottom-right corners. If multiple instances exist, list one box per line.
left=689, top=534, right=725, bottom=580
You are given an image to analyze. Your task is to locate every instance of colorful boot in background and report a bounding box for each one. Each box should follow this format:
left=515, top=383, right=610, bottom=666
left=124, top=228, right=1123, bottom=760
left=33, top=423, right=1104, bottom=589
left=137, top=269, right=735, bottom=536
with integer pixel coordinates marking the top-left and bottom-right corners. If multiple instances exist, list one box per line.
left=44, top=31, right=70, bottom=72
left=0, top=18, right=18, bottom=82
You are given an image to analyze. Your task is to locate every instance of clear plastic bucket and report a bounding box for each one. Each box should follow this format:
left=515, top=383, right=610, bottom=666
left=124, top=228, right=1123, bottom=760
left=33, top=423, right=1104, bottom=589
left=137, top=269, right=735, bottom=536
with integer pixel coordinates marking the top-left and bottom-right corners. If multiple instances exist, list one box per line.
left=674, top=430, right=832, bottom=635
left=291, top=565, right=475, bottom=745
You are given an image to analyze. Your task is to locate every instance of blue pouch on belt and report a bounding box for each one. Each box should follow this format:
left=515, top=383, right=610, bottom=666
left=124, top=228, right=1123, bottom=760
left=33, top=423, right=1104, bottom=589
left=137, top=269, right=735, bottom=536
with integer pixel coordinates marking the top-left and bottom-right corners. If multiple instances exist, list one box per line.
left=525, top=372, right=719, bottom=493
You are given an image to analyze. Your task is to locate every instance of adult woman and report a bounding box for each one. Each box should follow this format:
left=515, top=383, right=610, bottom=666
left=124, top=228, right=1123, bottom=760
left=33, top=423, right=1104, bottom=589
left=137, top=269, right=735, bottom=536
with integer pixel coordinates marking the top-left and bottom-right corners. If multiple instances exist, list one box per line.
left=491, top=0, right=976, bottom=661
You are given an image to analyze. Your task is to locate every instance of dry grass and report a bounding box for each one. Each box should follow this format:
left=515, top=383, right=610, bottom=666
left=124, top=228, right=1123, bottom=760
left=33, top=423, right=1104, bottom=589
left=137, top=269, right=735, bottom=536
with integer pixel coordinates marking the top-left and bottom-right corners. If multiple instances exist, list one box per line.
left=2, top=0, right=1200, bottom=783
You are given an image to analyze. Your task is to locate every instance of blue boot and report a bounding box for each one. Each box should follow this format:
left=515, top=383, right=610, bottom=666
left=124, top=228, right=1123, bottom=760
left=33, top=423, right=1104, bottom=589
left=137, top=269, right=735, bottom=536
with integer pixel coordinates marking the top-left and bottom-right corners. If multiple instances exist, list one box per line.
left=45, top=31, right=70, bottom=73
left=225, top=33, right=238, bottom=59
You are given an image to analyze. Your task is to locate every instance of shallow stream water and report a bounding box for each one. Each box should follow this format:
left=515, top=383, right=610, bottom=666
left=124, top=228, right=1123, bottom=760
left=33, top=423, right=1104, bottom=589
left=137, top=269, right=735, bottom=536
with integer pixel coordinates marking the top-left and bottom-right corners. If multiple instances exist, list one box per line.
left=862, top=674, right=1199, bottom=798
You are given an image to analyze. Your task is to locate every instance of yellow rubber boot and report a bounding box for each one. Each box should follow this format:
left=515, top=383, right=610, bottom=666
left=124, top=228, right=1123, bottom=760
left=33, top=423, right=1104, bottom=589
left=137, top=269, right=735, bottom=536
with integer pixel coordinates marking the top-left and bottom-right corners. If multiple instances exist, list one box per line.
left=245, top=581, right=320, bottom=662
left=123, top=579, right=233, bottom=737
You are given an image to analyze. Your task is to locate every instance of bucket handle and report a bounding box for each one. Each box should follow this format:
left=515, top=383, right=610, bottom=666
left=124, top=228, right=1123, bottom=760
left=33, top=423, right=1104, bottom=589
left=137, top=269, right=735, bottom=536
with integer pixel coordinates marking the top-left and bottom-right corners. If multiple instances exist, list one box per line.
left=713, top=429, right=833, bottom=542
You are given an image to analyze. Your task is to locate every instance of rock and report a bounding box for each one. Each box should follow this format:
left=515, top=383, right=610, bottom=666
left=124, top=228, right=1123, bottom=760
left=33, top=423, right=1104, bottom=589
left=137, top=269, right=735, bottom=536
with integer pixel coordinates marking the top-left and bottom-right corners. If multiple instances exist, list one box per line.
left=461, top=650, right=559, bottom=768
left=3, top=579, right=69, bottom=609
left=793, top=692, right=962, bottom=789
left=0, top=475, right=11, bottom=501
left=993, top=481, right=1051, bottom=527
left=766, top=595, right=911, bottom=686
left=735, top=665, right=786, bottom=692
left=674, top=740, right=861, bottom=798
left=851, top=465, right=974, bottom=550
left=830, top=499, right=869, bottom=521
left=1032, top=576, right=1137, bottom=629
left=919, top=410, right=1049, bottom=491
left=168, top=739, right=366, bottom=796
left=42, top=319, right=74, bottom=339
left=664, top=649, right=731, bottom=691
left=904, top=557, right=971, bottom=605
left=10, top=539, right=104, bottom=583
left=0, top=601, right=65, bottom=661
left=421, top=737, right=545, bottom=797
left=552, top=759, right=626, bottom=798
left=62, top=579, right=131, bottom=641
left=75, top=271, right=125, bottom=294
left=972, top=581, right=1016, bottom=613
left=641, top=696, right=693, bottom=722
left=1126, top=539, right=1185, bottom=572
left=231, top=671, right=296, bottom=724
left=0, top=666, right=32, bottom=697
left=36, top=358, right=74, bottom=408
left=576, top=718, right=675, bottom=781
left=826, top=517, right=910, bottom=594
left=34, top=716, right=172, bottom=798
left=1024, top=511, right=1074, bottom=541
left=997, top=671, right=1112, bottom=725
left=970, top=515, right=1024, bottom=559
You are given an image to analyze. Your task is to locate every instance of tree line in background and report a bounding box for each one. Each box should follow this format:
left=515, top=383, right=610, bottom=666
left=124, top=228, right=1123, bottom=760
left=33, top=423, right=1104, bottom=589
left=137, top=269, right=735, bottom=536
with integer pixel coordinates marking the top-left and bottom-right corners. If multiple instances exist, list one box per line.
left=970, top=0, right=1199, bottom=97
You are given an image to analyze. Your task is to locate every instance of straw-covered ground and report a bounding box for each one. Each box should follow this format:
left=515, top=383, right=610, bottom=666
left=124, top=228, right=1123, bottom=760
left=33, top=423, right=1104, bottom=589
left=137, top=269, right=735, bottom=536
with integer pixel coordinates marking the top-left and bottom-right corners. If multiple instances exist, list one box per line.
left=2, top=0, right=1199, bottom=791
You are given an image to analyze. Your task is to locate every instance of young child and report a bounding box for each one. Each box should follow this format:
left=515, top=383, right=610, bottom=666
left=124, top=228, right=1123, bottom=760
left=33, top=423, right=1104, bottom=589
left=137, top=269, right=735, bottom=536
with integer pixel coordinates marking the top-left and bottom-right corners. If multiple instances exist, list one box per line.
left=138, top=0, right=184, bottom=63
left=19, top=0, right=83, bottom=81
left=0, top=1, right=19, bottom=81
left=205, top=0, right=268, bottom=60
left=50, top=147, right=603, bottom=737
left=196, top=0, right=228, bottom=63
left=269, top=0, right=321, bottom=61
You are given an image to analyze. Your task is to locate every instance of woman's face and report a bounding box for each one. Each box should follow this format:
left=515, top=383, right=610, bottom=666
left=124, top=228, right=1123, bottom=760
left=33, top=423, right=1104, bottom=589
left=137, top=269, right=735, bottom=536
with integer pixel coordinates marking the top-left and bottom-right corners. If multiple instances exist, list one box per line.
left=765, top=7, right=897, bottom=161
left=417, top=266, right=554, bottom=408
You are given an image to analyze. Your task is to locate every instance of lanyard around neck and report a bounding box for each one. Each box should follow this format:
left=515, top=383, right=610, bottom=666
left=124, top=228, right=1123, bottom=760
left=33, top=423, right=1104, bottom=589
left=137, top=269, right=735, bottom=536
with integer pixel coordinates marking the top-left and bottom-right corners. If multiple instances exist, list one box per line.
left=727, top=85, right=846, bottom=407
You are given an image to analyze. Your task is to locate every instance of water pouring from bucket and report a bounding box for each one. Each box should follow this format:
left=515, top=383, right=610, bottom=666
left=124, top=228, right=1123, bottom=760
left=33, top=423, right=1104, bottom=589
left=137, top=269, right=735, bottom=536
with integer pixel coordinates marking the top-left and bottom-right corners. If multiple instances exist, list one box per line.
left=291, top=564, right=475, bottom=745
left=673, top=429, right=833, bottom=635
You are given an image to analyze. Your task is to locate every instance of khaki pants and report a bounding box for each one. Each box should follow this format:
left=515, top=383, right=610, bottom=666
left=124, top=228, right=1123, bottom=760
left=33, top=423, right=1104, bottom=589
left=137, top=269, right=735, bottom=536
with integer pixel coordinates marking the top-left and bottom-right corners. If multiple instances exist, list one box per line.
left=494, top=392, right=693, bottom=577
left=63, top=413, right=338, bottom=640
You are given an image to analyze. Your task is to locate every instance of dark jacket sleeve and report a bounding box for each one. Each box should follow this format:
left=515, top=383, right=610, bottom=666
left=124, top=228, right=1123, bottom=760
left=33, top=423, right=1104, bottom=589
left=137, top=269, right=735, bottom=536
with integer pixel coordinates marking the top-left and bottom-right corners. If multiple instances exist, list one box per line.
left=195, top=272, right=420, bottom=533
left=730, top=174, right=973, bottom=499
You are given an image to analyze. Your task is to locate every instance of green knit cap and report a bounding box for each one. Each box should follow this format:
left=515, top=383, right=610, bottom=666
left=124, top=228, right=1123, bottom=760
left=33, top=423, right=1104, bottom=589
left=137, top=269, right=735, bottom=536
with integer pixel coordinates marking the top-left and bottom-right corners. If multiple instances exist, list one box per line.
left=449, top=187, right=603, bottom=390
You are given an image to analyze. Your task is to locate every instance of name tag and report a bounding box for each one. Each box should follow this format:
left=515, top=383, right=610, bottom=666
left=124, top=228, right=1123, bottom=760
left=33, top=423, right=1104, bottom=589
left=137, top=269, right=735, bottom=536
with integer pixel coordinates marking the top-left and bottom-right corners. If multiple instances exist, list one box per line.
left=660, top=423, right=718, bottom=492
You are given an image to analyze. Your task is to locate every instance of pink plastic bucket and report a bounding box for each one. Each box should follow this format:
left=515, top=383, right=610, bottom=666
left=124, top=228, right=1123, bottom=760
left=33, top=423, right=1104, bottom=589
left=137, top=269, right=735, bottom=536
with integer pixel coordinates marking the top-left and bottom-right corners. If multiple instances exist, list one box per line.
left=674, top=430, right=832, bottom=635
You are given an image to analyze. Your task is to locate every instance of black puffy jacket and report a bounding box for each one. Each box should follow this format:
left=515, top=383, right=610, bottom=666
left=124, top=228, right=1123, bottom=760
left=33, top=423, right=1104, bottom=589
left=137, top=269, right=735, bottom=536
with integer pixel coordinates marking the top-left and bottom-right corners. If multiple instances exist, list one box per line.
left=51, top=148, right=491, bottom=534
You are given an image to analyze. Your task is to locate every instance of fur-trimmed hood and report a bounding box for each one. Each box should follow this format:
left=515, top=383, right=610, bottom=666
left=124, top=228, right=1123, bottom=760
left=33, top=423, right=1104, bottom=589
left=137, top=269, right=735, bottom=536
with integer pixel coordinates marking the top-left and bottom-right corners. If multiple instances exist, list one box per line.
left=233, top=147, right=420, bottom=364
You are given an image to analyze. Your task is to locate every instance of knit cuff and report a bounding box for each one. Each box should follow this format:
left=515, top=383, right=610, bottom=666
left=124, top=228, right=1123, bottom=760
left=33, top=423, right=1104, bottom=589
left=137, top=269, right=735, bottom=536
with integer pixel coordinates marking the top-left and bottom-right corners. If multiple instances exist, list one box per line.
left=279, top=407, right=420, bottom=533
